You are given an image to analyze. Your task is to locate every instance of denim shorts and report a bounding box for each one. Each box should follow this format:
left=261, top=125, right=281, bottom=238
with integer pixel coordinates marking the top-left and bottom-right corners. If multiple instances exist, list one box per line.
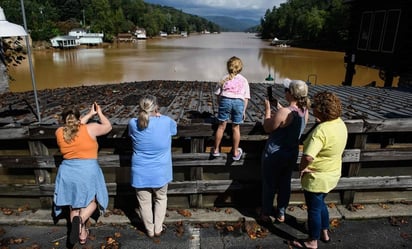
left=217, top=97, right=244, bottom=124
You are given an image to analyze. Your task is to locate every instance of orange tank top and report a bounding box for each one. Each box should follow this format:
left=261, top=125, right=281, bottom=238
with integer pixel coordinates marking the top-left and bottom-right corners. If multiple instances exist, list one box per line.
left=56, top=124, right=98, bottom=159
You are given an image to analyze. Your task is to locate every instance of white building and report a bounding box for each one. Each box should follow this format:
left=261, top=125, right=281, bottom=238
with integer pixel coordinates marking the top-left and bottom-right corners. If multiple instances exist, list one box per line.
left=68, top=28, right=103, bottom=45
left=134, top=28, right=147, bottom=39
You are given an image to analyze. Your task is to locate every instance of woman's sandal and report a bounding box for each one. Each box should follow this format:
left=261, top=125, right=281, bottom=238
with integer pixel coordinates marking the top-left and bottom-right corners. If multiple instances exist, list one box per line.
left=289, top=239, right=317, bottom=249
left=69, top=216, right=81, bottom=245
left=276, top=215, right=285, bottom=223
left=79, top=222, right=89, bottom=245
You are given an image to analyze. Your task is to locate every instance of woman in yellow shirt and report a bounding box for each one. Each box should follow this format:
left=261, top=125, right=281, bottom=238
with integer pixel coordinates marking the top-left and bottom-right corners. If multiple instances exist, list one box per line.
left=291, top=91, right=348, bottom=249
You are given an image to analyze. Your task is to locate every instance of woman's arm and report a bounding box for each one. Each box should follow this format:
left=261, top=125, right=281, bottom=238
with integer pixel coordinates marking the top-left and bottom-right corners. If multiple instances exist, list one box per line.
left=86, top=103, right=112, bottom=137
left=299, top=154, right=315, bottom=177
left=263, top=99, right=289, bottom=133
left=80, top=103, right=97, bottom=124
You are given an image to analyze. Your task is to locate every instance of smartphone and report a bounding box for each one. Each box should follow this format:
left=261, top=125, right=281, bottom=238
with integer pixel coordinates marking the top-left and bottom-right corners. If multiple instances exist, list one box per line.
left=266, top=86, right=277, bottom=105
left=93, top=103, right=97, bottom=111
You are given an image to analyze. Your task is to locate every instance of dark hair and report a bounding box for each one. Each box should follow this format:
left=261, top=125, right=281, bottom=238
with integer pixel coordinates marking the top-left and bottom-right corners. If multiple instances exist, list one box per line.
left=312, top=91, right=342, bottom=121
left=61, top=107, right=81, bottom=143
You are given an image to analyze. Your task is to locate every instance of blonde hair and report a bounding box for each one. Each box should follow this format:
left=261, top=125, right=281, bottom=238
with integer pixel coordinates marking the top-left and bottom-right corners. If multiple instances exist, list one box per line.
left=288, top=80, right=311, bottom=111
left=138, top=95, right=158, bottom=129
left=220, top=56, right=243, bottom=85
left=61, top=107, right=81, bottom=143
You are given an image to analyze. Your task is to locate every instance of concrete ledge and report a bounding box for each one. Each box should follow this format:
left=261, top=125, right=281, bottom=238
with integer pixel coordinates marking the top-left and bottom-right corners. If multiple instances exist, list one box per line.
left=0, top=204, right=411, bottom=226
left=337, top=203, right=412, bottom=220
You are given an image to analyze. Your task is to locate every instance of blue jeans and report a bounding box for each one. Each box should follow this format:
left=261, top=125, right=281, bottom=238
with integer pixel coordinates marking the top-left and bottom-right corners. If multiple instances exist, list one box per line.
left=303, top=190, right=330, bottom=240
left=261, top=149, right=296, bottom=217
left=217, top=97, right=244, bottom=124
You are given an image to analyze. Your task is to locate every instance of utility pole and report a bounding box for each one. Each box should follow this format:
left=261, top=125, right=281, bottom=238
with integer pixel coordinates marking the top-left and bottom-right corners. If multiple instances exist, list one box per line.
left=82, top=9, right=85, bottom=27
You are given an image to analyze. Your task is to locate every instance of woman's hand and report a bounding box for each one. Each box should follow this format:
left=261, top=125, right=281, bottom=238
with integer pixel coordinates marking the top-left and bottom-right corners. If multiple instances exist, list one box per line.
left=90, top=102, right=98, bottom=115
left=264, top=99, right=272, bottom=118
left=300, top=167, right=315, bottom=178
left=299, top=155, right=314, bottom=177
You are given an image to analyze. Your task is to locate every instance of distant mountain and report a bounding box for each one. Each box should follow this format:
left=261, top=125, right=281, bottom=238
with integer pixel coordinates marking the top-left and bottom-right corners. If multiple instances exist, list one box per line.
left=204, top=16, right=260, bottom=32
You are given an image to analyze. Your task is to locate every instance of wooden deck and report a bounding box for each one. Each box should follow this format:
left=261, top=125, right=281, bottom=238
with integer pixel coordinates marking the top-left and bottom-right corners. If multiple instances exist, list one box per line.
left=1, top=80, right=411, bottom=127
left=0, top=81, right=411, bottom=209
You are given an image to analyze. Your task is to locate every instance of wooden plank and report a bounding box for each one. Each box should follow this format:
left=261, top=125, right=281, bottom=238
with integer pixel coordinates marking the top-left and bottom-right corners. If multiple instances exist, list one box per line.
left=363, top=119, right=412, bottom=132
left=360, top=149, right=412, bottom=161
left=0, top=149, right=366, bottom=169
left=10, top=148, right=412, bottom=170
left=342, top=134, right=367, bottom=205
left=2, top=119, right=412, bottom=141
left=0, top=127, right=29, bottom=139
left=2, top=176, right=411, bottom=198
left=28, top=141, right=52, bottom=208
left=189, top=137, right=204, bottom=207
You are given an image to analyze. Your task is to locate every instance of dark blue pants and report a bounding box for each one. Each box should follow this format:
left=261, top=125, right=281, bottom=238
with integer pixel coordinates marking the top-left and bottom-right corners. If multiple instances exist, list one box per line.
left=303, top=190, right=330, bottom=240
left=261, top=150, right=295, bottom=217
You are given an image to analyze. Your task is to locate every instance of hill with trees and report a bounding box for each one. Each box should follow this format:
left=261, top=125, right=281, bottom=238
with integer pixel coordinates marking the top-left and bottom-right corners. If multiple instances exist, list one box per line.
left=0, top=0, right=220, bottom=42
left=259, top=0, right=350, bottom=51
left=204, top=16, right=259, bottom=32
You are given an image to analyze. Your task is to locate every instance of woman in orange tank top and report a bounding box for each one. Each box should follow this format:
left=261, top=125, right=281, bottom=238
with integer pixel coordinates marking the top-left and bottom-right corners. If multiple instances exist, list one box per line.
left=54, top=102, right=112, bottom=246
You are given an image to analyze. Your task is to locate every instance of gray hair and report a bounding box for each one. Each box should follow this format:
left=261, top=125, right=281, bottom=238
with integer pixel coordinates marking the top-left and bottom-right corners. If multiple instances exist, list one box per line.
left=286, top=79, right=311, bottom=110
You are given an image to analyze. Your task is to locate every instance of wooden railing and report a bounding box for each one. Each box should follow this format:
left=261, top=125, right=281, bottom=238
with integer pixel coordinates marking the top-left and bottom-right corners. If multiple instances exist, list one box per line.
left=1, top=118, right=412, bottom=209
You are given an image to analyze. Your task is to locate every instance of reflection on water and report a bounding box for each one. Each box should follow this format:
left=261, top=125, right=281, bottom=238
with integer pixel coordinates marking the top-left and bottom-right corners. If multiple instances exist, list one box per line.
left=9, top=32, right=391, bottom=92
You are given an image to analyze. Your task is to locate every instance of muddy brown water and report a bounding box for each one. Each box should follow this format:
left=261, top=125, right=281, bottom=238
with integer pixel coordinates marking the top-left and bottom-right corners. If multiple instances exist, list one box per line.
left=8, top=32, right=392, bottom=92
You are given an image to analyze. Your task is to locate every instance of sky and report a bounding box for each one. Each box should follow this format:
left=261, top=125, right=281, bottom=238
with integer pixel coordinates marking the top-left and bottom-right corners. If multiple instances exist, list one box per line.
left=144, top=0, right=286, bottom=20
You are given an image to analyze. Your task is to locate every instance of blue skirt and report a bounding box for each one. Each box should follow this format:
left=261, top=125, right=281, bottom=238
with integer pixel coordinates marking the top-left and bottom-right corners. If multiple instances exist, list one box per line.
left=53, top=159, right=108, bottom=216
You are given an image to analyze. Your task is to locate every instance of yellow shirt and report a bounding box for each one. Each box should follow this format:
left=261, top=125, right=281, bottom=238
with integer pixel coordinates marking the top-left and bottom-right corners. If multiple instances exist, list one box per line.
left=56, top=124, right=98, bottom=159
left=301, top=118, right=348, bottom=193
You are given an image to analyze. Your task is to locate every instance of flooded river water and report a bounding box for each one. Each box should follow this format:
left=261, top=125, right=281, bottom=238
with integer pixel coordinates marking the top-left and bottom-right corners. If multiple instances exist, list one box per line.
left=9, top=32, right=388, bottom=92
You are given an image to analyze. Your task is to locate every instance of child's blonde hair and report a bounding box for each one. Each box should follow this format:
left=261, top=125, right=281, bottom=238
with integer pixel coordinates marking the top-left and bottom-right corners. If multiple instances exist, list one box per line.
left=221, top=56, right=243, bottom=85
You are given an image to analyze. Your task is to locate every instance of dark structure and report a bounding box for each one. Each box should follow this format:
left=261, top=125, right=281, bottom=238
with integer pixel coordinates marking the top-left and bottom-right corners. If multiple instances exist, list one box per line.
left=343, top=0, right=412, bottom=87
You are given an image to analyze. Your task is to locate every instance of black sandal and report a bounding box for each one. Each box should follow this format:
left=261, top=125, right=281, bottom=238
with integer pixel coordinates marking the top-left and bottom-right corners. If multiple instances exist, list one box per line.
left=69, top=216, right=81, bottom=244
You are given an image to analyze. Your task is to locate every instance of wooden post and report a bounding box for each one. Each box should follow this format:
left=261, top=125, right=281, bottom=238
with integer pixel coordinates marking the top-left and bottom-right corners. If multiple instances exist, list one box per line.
left=341, top=134, right=367, bottom=205
left=189, top=137, right=204, bottom=208
left=28, top=140, right=52, bottom=208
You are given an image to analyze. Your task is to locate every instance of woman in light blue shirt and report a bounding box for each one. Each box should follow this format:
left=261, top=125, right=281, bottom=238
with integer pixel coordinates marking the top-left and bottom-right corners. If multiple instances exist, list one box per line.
left=128, top=95, right=177, bottom=238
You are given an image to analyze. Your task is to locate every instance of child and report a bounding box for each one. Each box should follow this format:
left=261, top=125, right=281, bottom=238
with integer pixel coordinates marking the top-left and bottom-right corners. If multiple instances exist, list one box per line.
left=212, top=56, right=250, bottom=160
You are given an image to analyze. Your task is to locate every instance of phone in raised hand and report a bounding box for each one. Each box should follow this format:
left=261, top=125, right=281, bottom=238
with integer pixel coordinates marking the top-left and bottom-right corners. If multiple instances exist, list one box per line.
left=267, top=86, right=278, bottom=106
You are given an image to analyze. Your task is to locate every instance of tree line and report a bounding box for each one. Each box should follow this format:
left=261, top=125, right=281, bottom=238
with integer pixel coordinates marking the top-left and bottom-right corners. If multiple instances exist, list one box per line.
left=259, top=0, right=350, bottom=51
left=1, top=0, right=351, bottom=75
left=0, top=0, right=220, bottom=42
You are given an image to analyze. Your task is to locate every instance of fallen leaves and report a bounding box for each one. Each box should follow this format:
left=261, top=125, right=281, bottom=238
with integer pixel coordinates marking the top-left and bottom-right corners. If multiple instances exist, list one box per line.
left=378, top=203, right=390, bottom=209
left=177, top=209, right=192, bottom=217
left=297, top=204, right=307, bottom=210
left=100, top=234, right=121, bottom=249
left=389, top=216, right=409, bottom=226
left=213, top=218, right=269, bottom=240
left=0, top=236, right=29, bottom=247
left=346, top=203, right=365, bottom=211
left=174, top=221, right=185, bottom=237
left=1, top=204, right=32, bottom=216
left=330, top=218, right=340, bottom=228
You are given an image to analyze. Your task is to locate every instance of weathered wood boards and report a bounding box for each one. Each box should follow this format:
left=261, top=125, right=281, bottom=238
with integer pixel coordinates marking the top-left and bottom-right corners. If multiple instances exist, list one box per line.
left=0, top=82, right=411, bottom=208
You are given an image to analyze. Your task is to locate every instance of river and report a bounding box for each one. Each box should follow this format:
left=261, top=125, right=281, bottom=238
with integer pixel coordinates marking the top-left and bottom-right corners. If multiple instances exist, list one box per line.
left=8, top=32, right=389, bottom=92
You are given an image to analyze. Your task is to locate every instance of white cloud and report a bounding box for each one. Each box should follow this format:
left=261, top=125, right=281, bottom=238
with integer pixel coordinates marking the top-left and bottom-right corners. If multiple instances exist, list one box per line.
left=144, top=0, right=286, bottom=20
